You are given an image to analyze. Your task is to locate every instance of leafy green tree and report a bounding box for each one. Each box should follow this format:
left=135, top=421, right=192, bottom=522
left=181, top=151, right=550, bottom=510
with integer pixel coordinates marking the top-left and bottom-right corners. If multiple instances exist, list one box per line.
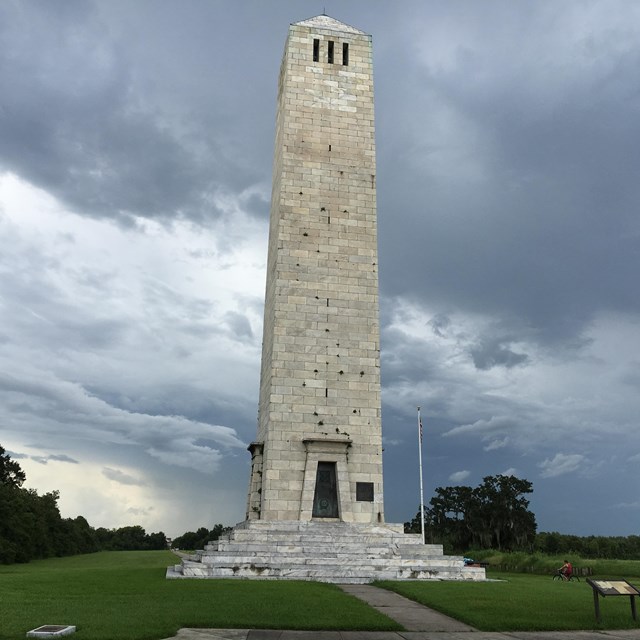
left=60, top=516, right=99, bottom=555
left=535, top=531, right=561, bottom=554
left=0, top=443, right=167, bottom=563
left=95, top=527, right=114, bottom=549
left=429, top=485, right=475, bottom=548
left=0, top=445, right=26, bottom=488
left=173, top=525, right=231, bottom=550
left=473, top=475, right=536, bottom=550
left=0, top=484, right=33, bottom=562
left=109, top=525, right=148, bottom=550
left=90, top=525, right=166, bottom=551
left=145, top=531, right=168, bottom=550
left=405, top=474, right=537, bottom=552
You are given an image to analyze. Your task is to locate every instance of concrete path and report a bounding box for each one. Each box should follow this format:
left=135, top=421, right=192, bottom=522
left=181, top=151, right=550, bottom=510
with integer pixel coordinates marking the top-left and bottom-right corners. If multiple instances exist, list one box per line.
left=161, top=583, right=640, bottom=640
left=338, top=584, right=476, bottom=632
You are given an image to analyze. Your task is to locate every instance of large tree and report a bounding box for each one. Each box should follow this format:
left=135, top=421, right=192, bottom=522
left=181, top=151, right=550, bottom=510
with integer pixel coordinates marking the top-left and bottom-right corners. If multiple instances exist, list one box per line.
left=473, top=474, right=536, bottom=550
left=0, top=445, right=26, bottom=488
left=405, top=474, right=537, bottom=552
left=172, top=524, right=232, bottom=551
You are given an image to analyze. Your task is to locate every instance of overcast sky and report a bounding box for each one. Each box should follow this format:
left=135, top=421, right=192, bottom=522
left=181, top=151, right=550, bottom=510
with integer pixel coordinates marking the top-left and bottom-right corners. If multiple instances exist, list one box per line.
left=1, top=0, right=639, bottom=539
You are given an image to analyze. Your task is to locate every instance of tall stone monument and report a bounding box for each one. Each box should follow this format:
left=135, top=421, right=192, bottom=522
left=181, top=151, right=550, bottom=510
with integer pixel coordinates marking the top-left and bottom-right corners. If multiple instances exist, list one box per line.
left=168, top=15, right=484, bottom=583
left=246, top=13, right=383, bottom=526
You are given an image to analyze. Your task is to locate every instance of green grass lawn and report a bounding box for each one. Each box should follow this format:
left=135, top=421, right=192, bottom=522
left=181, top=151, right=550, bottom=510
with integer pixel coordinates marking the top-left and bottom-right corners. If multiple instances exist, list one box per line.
left=4, top=552, right=640, bottom=639
left=0, top=551, right=401, bottom=640
left=376, top=572, right=640, bottom=632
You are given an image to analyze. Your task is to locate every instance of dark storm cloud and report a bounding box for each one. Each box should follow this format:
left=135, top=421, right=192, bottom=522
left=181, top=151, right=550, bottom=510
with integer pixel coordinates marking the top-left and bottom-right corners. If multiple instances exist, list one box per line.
left=0, top=1, right=275, bottom=226
left=381, top=320, right=447, bottom=395
left=224, top=311, right=254, bottom=341
left=469, top=336, right=528, bottom=371
left=428, top=314, right=451, bottom=338
left=1, top=245, right=128, bottom=351
left=47, top=454, right=79, bottom=464
left=141, top=277, right=214, bottom=324
left=31, top=454, right=79, bottom=465
left=6, top=450, right=28, bottom=460
left=2, top=0, right=639, bottom=536
left=103, top=467, right=145, bottom=486
left=6, top=450, right=77, bottom=464
left=0, top=368, right=245, bottom=465
left=375, top=2, right=640, bottom=349
left=127, top=506, right=153, bottom=516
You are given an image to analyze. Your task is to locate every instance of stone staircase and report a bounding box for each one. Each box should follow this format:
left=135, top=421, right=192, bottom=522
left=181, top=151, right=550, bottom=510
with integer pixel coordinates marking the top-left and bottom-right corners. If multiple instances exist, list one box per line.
left=166, top=520, right=485, bottom=583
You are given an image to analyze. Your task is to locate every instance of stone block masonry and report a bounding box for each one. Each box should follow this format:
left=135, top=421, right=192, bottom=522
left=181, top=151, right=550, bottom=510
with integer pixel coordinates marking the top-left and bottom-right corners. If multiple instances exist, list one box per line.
left=249, top=15, right=383, bottom=524
left=169, top=15, right=485, bottom=583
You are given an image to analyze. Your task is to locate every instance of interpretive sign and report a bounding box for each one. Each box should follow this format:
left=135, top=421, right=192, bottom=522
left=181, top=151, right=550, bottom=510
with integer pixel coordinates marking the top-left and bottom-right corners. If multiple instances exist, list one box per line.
left=586, top=579, right=640, bottom=622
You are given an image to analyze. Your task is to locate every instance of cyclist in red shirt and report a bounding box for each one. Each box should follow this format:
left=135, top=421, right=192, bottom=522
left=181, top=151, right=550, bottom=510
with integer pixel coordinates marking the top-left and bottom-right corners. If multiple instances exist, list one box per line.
left=560, top=560, right=573, bottom=580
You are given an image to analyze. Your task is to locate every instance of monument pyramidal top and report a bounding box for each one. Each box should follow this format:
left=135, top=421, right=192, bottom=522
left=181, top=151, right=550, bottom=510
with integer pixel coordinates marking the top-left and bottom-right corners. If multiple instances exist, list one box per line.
left=294, top=14, right=367, bottom=35
left=168, top=15, right=485, bottom=583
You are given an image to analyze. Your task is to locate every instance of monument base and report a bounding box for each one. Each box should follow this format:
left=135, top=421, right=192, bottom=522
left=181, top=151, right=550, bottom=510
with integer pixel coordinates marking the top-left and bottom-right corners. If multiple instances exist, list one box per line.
left=166, top=520, right=485, bottom=583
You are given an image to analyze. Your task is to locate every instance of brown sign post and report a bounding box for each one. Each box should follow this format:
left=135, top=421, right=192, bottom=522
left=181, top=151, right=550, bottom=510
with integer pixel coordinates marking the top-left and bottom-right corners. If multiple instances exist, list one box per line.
left=586, top=579, right=640, bottom=623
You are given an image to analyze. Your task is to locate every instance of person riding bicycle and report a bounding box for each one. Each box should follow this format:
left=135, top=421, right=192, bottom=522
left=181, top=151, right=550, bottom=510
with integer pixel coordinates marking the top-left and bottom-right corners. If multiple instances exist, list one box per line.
left=559, top=559, right=573, bottom=581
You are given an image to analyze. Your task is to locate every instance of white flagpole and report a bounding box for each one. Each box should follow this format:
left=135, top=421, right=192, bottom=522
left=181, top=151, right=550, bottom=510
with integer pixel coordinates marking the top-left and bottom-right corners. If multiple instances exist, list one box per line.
left=417, top=406, right=425, bottom=544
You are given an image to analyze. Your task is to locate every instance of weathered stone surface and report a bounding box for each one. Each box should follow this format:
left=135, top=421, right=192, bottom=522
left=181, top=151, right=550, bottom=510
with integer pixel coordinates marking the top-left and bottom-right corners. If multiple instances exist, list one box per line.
left=167, top=521, right=483, bottom=583
left=245, top=14, right=383, bottom=525
left=170, top=16, right=485, bottom=583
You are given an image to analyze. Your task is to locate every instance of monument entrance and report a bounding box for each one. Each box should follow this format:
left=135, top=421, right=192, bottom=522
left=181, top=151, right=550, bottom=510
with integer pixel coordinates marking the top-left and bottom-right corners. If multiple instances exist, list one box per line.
left=312, top=462, right=339, bottom=518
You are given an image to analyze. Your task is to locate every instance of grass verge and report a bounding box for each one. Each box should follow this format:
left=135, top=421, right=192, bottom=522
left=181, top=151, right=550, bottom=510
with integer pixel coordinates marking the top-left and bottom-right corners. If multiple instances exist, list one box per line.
left=0, top=551, right=401, bottom=640
left=376, top=572, right=640, bottom=631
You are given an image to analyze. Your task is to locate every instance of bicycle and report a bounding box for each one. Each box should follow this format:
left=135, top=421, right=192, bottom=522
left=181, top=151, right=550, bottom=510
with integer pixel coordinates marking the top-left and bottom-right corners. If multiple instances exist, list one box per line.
left=553, top=569, right=580, bottom=581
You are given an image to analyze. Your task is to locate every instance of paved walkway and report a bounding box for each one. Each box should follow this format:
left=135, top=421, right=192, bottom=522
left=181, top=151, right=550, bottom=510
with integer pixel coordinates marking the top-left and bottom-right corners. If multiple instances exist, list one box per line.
left=161, top=584, right=640, bottom=640
left=339, top=584, right=475, bottom=632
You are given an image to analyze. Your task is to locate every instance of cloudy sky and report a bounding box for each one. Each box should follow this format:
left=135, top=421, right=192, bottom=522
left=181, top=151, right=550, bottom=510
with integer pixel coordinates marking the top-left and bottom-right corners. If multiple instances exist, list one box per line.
left=1, top=0, right=639, bottom=539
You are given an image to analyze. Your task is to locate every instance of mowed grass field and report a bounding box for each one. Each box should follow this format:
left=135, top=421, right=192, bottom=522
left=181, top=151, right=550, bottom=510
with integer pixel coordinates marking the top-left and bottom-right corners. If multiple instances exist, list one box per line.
left=0, top=551, right=400, bottom=640
left=2, top=552, right=640, bottom=640
left=377, top=571, right=640, bottom=632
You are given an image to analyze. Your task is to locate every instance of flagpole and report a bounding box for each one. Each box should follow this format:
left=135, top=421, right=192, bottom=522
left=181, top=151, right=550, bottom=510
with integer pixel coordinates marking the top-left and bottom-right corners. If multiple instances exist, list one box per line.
left=417, top=406, right=425, bottom=544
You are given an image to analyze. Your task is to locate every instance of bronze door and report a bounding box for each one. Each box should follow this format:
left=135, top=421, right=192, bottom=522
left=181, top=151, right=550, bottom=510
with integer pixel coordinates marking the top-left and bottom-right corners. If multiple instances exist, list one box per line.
left=312, top=461, right=339, bottom=518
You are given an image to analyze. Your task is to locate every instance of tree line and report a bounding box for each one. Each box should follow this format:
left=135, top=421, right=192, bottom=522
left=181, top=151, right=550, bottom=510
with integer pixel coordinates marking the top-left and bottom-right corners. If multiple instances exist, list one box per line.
left=0, top=445, right=167, bottom=564
left=171, top=524, right=232, bottom=550
left=534, top=531, right=640, bottom=560
left=5, top=442, right=638, bottom=565
left=405, top=473, right=640, bottom=560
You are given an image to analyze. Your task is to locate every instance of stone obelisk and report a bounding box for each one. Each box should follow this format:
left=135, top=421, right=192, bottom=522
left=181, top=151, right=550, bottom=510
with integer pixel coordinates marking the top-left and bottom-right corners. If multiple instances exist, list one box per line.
left=168, top=16, right=485, bottom=582
left=246, top=14, right=383, bottom=525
